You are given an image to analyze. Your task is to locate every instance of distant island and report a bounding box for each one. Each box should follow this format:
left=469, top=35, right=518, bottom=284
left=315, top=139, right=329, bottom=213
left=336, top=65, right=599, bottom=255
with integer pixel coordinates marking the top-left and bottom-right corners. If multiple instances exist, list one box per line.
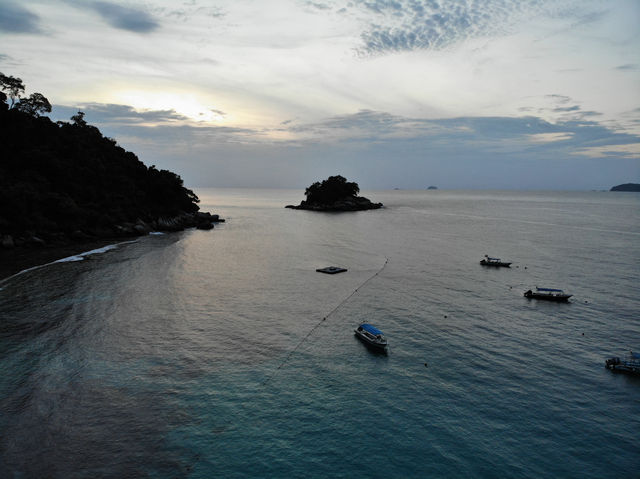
left=610, top=183, right=640, bottom=192
left=285, top=175, right=383, bottom=211
left=0, top=72, right=221, bottom=251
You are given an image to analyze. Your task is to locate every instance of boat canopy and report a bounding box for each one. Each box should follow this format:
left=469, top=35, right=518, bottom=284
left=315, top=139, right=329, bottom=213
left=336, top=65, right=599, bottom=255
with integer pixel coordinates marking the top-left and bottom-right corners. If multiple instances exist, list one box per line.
left=487, top=257, right=501, bottom=261
left=360, top=323, right=383, bottom=335
left=536, top=287, right=564, bottom=292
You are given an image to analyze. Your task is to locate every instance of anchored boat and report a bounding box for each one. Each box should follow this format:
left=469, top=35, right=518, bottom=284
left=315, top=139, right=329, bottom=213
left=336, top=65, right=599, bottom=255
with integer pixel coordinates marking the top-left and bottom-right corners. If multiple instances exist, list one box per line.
left=480, top=255, right=511, bottom=267
left=524, top=287, right=572, bottom=302
left=354, top=323, right=388, bottom=350
left=605, top=351, right=640, bottom=374
left=316, top=266, right=347, bottom=274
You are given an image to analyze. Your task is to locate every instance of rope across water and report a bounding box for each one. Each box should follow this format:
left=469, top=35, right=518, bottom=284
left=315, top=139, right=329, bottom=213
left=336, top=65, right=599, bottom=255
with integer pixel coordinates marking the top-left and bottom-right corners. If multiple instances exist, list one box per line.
left=262, top=257, right=389, bottom=386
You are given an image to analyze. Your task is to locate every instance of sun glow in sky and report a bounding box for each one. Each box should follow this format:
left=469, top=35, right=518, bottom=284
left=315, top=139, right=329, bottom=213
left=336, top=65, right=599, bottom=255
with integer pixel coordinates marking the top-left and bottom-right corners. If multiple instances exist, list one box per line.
left=1, top=0, right=638, bottom=189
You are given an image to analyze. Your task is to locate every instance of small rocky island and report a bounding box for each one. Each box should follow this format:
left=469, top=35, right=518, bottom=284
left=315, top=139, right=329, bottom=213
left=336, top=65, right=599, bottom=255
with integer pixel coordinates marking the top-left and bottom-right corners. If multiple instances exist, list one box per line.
left=610, top=183, right=640, bottom=192
left=286, top=175, right=383, bottom=211
left=0, top=72, right=222, bottom=251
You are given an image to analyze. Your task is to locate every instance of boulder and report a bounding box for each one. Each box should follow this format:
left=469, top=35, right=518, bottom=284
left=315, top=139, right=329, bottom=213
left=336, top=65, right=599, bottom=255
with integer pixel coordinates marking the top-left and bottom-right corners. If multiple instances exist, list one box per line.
left=1, top=235, right=15, bottom=248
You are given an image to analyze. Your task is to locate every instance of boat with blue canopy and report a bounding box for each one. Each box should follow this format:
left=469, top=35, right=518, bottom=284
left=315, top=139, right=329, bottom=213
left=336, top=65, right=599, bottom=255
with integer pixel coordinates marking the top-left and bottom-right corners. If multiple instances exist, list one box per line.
left=354, top=323, right=388, bottom=350
left=524, top=287, right=572, bottom=302
left=480, top=255, right=511, bottom=267
left=605, top=351, right=640, bottom=374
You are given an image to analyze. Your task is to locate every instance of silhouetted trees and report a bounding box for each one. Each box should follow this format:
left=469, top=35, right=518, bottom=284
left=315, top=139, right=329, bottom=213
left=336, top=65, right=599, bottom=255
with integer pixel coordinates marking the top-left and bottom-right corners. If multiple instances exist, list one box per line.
left=0, top=73, right=25, bottom=108
left=0, top=73, right=200, bottom=241
left=15, top=92, right=52, bottom=116
left=304, top=175, right=360, bottom=204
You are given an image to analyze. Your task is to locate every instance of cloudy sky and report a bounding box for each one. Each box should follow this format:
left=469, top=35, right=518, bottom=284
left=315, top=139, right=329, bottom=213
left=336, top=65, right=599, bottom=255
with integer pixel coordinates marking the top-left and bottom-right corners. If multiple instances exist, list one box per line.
left=1, top=0, right=639, bottom=190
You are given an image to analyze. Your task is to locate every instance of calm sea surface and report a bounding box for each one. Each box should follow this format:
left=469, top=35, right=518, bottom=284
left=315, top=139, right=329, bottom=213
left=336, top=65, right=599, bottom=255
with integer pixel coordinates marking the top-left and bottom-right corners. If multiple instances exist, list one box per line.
left=1, top=189, right=639, bottom=478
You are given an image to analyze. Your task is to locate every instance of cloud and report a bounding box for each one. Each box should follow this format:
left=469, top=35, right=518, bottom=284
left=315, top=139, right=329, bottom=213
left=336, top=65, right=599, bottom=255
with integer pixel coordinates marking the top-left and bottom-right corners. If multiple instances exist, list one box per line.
left=350, top=0, right=550, bottom=55
left=83, top=1, right=159, bottom=33
left=52, top=103, right=188, bottom=126
left=48, top=104, right=638, bottom=189
left=304, top=2, right=332, bottom=11
left=573, top=143, right=640, bottom=159
left=527, top=132, right=574, bottom=143
left=615, top=64, right=638, bottom=71
left=0, top=2, right=42, bottom=34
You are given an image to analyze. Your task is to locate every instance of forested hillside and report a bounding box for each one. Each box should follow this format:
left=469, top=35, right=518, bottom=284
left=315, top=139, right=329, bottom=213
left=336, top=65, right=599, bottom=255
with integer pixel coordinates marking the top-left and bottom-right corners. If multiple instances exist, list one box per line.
left=0, top=73, right=207, bottom=246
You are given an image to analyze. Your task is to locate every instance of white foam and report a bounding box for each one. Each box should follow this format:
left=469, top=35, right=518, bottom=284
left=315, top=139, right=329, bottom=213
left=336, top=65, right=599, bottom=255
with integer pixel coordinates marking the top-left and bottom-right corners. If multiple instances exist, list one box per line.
left=0, top=240, right=137, bottom=286
left=55, top=255, right=85, bottom=263
left=53, top=244, right=119, bottom=263
left=149, top=231, right=165, bottom=235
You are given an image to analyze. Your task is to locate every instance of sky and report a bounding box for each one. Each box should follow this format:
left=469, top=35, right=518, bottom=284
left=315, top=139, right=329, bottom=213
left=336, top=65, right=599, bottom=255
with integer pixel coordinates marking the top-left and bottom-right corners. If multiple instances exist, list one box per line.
left=1, top=0, right=639, bottom=190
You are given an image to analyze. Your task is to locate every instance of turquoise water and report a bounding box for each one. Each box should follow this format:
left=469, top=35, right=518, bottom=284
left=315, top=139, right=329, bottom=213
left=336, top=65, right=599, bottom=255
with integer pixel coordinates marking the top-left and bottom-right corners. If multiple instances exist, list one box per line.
left=1, top=189, right=639, bottom=478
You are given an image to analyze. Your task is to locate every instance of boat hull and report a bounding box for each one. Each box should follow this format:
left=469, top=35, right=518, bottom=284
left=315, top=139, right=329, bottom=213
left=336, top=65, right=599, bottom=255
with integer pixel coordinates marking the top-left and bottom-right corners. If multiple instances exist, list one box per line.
left=480, top=260, right=511, bottom=267
left=316, top=266, right=347, bottom=274
left=605, top=357, right=640, bottom=374
left=354, top=330, right=387, bottom=350
left=524, top=291, right=572, bottom=302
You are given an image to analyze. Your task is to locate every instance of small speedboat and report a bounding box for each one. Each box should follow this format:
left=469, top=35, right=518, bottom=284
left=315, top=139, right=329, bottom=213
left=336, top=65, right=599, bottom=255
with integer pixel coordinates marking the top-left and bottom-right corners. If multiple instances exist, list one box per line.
left=354, top=323, right=388, bottom=350
left=524, top=287, right=572, bottom=302
left=316, top=266, right=347, bottom=274
left=605, top=351, right=640, bottom=374
left=480, top=255, right=511, bottom=267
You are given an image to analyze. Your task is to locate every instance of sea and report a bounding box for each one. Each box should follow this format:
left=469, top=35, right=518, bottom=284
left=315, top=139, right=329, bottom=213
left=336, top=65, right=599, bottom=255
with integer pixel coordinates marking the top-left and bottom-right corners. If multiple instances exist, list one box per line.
left=0, top=189, right=638, bottom=478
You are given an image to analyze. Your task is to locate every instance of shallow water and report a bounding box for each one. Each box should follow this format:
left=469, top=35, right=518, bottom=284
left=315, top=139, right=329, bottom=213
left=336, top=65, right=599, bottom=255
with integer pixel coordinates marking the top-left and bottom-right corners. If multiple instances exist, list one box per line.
left=1, top=189, right=639, bottom=478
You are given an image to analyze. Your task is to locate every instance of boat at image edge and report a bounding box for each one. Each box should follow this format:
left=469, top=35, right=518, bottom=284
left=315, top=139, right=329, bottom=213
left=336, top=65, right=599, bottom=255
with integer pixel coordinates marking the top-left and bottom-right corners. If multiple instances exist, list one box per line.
left=480, top=255, right=511, bottom=267
left=524, top=287, right=572, bottom=302
left=605, top=351, right=640, bottom=374
left=354, top=323, right=388, bottom=350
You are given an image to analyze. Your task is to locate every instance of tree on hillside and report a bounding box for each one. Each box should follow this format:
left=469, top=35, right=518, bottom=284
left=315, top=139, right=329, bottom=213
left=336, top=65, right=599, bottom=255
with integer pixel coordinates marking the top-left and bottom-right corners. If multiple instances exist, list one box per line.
left=0, top=72, right=51, bottom=117
left=16, top=92, right=52, bottom=116
left=71, top=111, right=87, bottom=127
left=0, top=73, right=25, bottom=108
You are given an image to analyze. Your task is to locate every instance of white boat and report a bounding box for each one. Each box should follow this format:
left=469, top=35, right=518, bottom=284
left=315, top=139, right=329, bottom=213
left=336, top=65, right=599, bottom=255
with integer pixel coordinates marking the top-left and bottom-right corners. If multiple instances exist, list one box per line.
left=354, top=323, right=388, bottom=350
left=480, top=255, right=511, bottom=267
left=524, top=287, right=572, bottom=302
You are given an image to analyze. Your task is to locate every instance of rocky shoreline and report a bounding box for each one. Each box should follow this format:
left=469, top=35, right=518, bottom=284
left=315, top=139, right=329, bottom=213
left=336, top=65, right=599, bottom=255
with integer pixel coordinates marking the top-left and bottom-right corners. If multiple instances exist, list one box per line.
left=285, top=196, right=383, bottom=211
left=0, top=211, right=224, bottom=250
left=0, top=211, right=224, bottom=280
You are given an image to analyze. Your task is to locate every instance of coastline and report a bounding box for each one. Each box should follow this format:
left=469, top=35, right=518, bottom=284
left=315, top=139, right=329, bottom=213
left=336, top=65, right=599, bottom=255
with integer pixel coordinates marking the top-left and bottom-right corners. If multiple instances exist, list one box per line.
left=0, top=238, right=134, bottom=283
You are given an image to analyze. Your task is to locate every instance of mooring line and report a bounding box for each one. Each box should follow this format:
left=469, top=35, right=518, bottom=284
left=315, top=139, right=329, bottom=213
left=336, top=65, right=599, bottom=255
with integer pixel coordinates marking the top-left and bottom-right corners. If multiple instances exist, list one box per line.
left=262, top=257, right=389, bottom=386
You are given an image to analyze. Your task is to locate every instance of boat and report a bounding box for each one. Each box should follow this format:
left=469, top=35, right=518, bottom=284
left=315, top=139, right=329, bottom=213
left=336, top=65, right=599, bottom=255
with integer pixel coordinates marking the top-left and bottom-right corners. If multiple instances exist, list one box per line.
left=354, top=323, right=388, bottom=350
left=524, top=287, right=572, bottom=302
left=316, top=266, right=347, bottom=274
left=605, top=351, right=640, bottom=374
left=480, top=255, right=511, bottom=267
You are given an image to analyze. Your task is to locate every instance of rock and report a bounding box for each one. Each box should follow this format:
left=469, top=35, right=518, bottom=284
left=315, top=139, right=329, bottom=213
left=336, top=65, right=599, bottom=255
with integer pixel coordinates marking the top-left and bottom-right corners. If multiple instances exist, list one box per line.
left=1, top=235, right=15, bottom=248
left=196, top=221, right=214, bottom=230
left=287, top=196, right=383, bottom=211
left=133, top=219, right=151, bottom=235
left=71, top=230, right=91, bottom=241
left=27, top=235, right=46, bottom=247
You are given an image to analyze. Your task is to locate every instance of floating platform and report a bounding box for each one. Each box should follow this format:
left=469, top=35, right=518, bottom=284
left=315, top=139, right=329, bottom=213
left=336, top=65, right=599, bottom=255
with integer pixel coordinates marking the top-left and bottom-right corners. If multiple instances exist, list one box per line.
left=316, top=266, right=347, bottom=274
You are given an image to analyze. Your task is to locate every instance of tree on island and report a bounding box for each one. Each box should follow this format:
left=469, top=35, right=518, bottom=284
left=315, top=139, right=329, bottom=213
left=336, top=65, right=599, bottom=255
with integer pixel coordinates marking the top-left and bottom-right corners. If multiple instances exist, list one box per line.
left=610, top=183, right=640, bottom=192
left=287, top=175, right=382, bottom=211
left=304, top=175, right=360, bottom=204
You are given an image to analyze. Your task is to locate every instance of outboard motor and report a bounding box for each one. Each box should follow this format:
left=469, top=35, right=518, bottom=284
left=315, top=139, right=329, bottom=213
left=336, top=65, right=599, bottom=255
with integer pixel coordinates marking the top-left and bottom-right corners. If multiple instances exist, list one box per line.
left=605, top=357, right=620, bottom=368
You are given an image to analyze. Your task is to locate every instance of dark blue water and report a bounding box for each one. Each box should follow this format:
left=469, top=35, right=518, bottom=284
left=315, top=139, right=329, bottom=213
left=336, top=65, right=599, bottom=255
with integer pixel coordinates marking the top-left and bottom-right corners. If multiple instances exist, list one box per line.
left=1, top=189, right=639, bottom=478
